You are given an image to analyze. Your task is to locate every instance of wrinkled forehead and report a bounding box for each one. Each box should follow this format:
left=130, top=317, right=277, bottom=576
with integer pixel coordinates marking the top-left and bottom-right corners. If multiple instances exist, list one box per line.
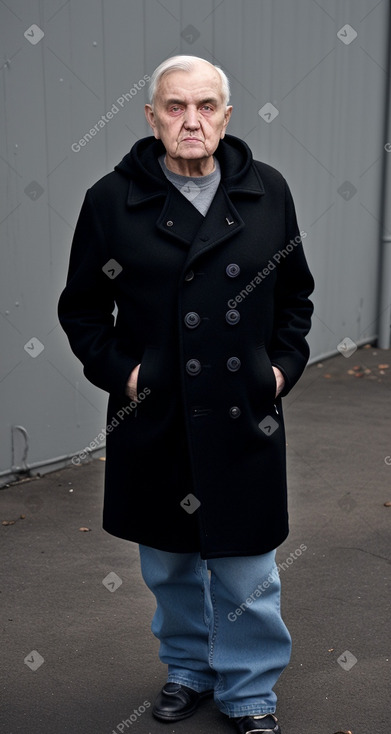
left=155, top=65, right=225, bottom=105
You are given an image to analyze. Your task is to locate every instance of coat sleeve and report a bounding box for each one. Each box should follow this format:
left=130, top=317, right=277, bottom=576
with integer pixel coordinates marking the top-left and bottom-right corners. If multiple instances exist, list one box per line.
left=57, top=189, right=139, bottom=396
left=269, top=179, right=314, bottom=396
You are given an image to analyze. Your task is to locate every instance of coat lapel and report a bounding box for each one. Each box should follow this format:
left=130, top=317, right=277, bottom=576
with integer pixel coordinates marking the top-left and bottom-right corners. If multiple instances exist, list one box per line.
left=154, top=183, right=245, bottom=263
left=155, top=185, right=205, bottom=247
left=185, top=184, right=245, bottom=267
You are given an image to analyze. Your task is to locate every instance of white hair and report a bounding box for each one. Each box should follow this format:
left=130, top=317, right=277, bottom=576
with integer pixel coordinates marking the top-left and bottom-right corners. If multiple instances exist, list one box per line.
left=148, top=55, right=230, bottom=108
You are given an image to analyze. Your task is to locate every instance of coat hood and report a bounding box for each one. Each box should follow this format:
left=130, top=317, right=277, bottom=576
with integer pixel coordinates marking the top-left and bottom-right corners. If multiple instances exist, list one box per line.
left=114, top=134, right=265, bottom=196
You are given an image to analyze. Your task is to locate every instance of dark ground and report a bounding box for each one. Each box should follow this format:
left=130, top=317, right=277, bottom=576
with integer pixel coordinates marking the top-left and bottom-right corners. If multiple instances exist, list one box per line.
left=1, top=345, right=390, bottom=734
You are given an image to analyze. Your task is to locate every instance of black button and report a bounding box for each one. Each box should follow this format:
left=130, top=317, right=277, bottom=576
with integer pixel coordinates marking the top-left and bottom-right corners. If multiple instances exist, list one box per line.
left=184, top=270, right=194, bottom=282
left=186, top=359, right=201, bottom=376
left=229, top=406, right=241, bottom=419
left=166, top=220, right=173, bottom=227
left=226, top=263, right=240, bottom=278
left=200, top=235, right=209, bottom=242
left=184, top=312, right=201, bottom=329
left=227, top=356, right=241, bottom=372
left=226, top=309, right=241, bottom=325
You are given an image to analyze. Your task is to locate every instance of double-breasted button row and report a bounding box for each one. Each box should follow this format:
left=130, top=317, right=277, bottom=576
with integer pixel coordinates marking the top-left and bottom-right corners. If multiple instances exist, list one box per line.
left=184, top=264, right=240, bottom=282
left=186, top=358, right=202, bottom=376
left=229, top=406, right=241, bottom=419
left=186, top=357, right=241, bottom=376
left=227, top=356, right=241, bottom=372
left=226, top=263, right=240, bottom=278
left=183, top=307, right=240, bottom=327
left=226, top=309, right=240, bottom=325
left=184, top=311, right=201, bottom=329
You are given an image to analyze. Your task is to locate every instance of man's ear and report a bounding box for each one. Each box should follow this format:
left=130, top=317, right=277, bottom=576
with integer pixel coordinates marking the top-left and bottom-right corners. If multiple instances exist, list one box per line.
left=145, top=104, right=160, bottom=139
left=220, top=105, right=233, bottom=138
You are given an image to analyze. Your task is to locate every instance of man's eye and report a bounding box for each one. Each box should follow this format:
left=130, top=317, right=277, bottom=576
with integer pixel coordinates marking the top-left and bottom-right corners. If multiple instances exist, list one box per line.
left=202, top=105, right=212, bottom=111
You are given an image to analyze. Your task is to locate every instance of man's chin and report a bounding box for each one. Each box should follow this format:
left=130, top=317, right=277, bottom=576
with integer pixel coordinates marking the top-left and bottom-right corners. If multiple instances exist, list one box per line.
left=174, top=144, right=212, bottom=158
left=170, top=151, right=209, bottom=162
left=181, top=150, right=208, bottom=158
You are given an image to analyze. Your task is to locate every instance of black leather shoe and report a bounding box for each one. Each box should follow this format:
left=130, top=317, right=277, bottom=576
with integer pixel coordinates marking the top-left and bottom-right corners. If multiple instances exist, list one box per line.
left=233, top=714, right=281, bottom=734
left=152, top=682, right=214, bottom=721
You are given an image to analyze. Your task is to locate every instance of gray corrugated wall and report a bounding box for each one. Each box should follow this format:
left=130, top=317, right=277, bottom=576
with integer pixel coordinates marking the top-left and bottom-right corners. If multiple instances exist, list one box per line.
left=0, top=0, right=389, bottom=481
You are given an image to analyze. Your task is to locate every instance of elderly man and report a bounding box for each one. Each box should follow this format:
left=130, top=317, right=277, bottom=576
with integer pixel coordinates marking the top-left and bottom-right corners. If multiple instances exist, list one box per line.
left=58, top=55, right=314, bottom=734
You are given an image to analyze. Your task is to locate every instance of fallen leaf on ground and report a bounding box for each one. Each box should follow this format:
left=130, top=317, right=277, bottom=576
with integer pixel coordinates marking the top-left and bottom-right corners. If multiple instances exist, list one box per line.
left=378, top=364, right=389, bottom=369
left=2, top=515, right=25, bottom=526
left=79, top=527, right=91, bottom=532
left=384, top=501, right=391, bottom=507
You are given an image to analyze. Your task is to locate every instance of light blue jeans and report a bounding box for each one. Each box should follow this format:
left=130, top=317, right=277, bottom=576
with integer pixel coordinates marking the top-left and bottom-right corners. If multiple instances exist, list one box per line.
left=138, top=545, right=292, bottom=717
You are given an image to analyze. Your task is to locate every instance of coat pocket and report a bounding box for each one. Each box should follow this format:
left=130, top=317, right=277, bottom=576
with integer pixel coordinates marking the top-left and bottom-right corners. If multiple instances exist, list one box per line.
left=246, top=344, right=277, bottom=407
left=136, top=346, right=176, bottom=418
left=137, top=346, right=160, bottom=395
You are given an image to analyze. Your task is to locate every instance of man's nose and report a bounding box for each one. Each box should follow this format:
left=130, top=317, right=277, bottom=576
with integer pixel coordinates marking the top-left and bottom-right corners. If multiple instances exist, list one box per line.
left=183, top=106, right=200, bottom=129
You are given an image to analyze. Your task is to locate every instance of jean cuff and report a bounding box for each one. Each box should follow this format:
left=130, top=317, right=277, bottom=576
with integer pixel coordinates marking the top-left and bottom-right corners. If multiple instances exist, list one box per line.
left=166, top=673, right=215, bottom=693
left=216, top=701, right=276, bottom=717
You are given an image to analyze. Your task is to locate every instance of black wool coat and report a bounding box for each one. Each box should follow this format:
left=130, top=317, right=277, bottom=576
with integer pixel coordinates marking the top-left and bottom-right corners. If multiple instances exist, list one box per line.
left=58, top=134, right=314, bottom=559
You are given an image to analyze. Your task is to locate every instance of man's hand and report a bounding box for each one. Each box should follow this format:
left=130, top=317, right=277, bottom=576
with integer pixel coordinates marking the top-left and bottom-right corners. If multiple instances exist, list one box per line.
left=272, top=366, right=285, bottom=398
left=125, top=364, right=141, bottom=401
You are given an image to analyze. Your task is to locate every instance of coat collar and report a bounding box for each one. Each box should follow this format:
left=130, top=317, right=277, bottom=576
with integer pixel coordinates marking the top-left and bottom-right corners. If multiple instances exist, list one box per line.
left=115, top=134, right=265, bottom=208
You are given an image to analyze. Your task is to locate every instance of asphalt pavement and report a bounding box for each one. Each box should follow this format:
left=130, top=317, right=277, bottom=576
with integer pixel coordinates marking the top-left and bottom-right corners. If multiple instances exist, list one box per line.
left=1, top=345, right=390, bottom=734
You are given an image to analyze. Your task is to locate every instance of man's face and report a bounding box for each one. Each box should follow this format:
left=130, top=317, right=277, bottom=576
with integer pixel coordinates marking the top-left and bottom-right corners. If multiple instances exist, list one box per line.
left=145, top=64, right=232, bottom=172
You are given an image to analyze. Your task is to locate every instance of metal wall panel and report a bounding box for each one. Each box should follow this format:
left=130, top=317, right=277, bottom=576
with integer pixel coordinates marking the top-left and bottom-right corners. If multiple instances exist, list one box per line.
left=0, top=0, right=389, bottom=480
